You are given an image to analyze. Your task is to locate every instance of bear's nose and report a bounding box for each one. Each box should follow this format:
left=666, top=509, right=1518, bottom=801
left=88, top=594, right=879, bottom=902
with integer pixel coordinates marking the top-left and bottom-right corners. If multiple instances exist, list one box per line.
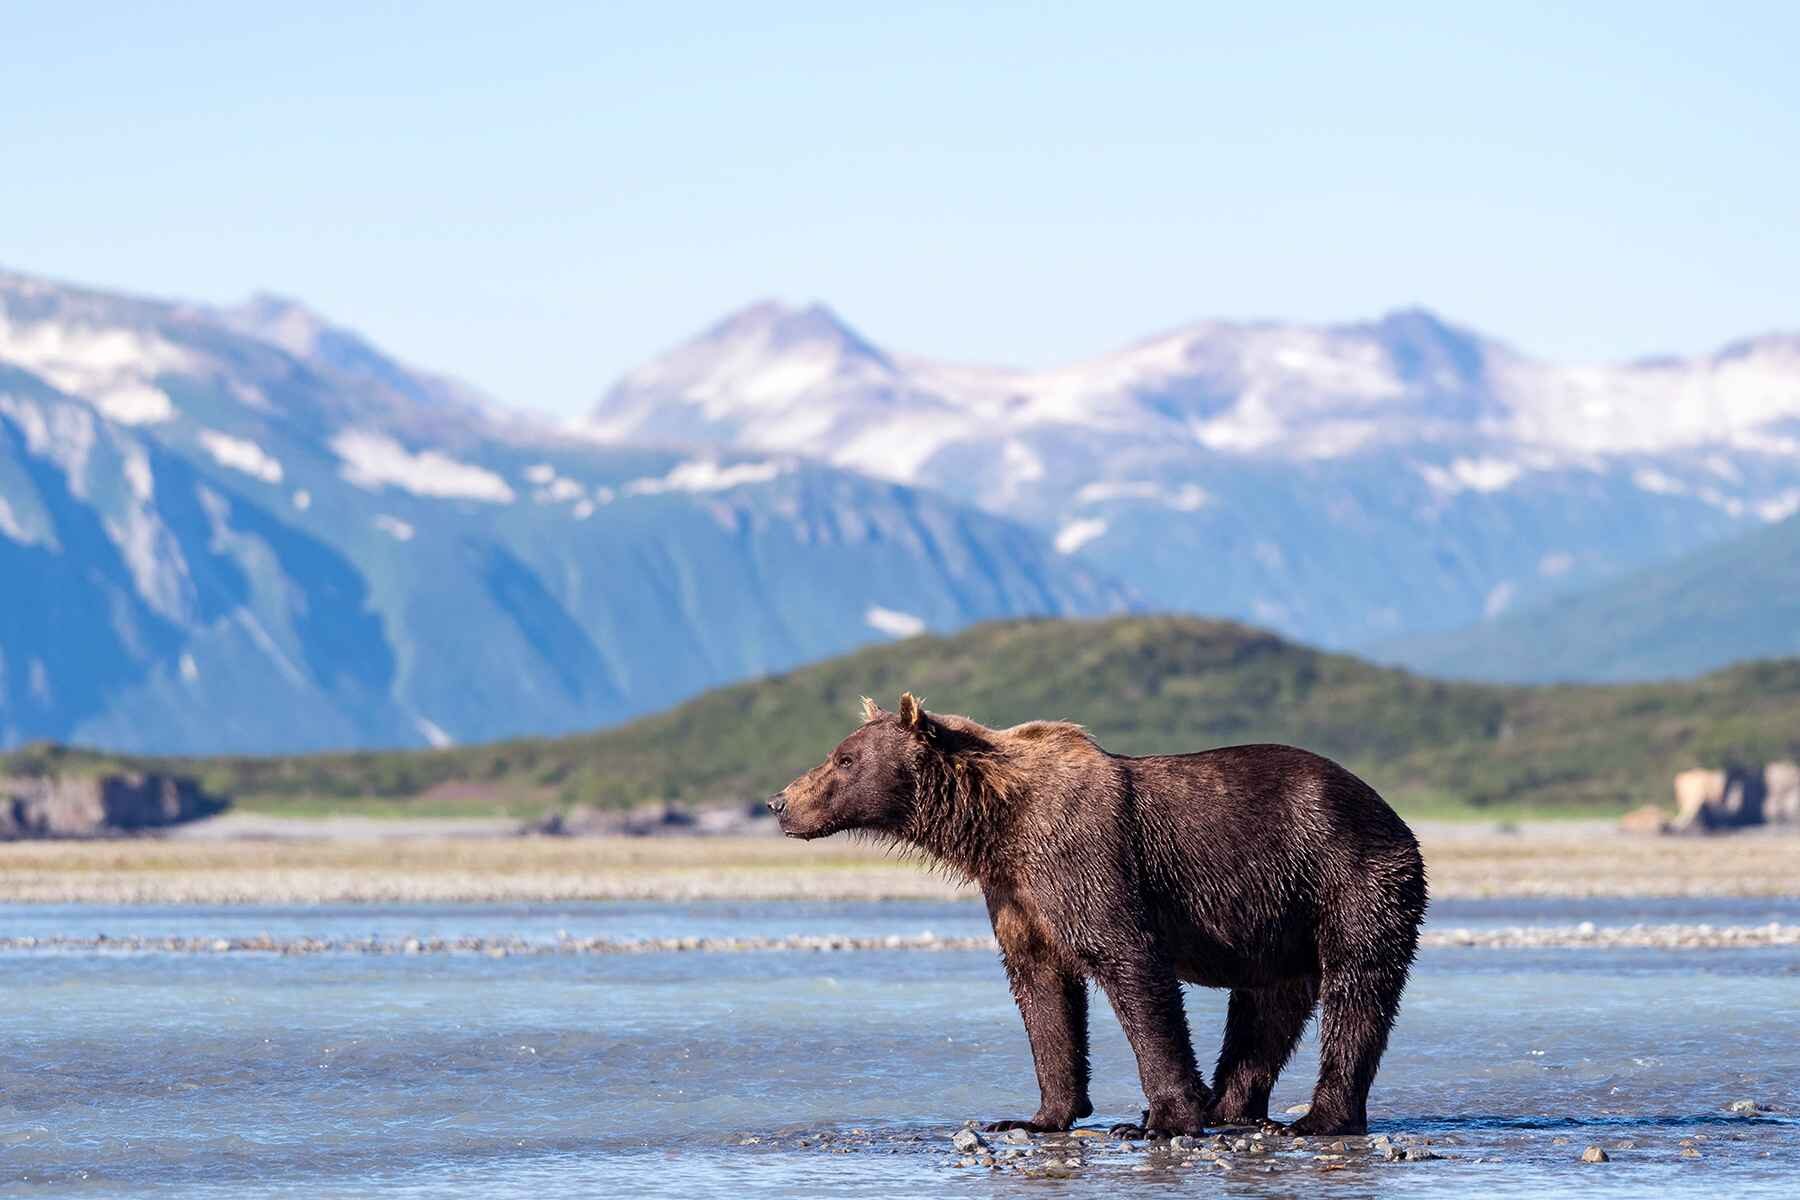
left=767, top=793, right=787, bottom=815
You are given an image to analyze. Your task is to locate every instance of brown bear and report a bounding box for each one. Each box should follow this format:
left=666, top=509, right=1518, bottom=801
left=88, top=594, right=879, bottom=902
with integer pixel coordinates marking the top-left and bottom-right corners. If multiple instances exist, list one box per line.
left=770, top=693, right=1427, bottom=1138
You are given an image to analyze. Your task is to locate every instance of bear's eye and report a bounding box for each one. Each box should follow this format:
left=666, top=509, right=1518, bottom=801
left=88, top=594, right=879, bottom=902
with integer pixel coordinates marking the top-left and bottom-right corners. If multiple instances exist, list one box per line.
left=837, top=754, right=854, bottom=768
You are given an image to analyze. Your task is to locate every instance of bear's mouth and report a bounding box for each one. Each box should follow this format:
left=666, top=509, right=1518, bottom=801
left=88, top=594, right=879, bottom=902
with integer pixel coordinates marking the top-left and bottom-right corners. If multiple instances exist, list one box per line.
left=779, top=815, right=839, bottom=840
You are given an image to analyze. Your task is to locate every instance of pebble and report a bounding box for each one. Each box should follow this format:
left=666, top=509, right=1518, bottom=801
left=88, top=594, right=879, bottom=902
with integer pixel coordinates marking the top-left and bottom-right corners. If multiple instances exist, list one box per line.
left=1581, top=1146, right=1609, bottom=1163
left=1000, top=1128, right=1032, bottom=1145
left=1681, top=1147, right=1702, bottom=1159
left=1284, top=1103, right=1312, bottom=1116
left=1728, top=1098, right=1770, bottom=1116
left=950, top=1128, right=985, bottom=1154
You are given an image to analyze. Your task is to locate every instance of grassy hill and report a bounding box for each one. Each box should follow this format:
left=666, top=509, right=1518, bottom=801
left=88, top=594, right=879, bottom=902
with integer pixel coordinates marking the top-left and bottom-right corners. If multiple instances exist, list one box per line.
left=6, top=616, right=1800, bottom=819
left=1379, top=511, right=1800, bottom=683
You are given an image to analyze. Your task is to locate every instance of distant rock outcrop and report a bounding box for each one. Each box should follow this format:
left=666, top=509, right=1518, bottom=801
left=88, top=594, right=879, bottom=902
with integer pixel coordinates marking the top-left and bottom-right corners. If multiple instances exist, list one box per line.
left=0, top=773, right=226, bottom=839
left=1765, top=761, right=1800, bottom=825
left=1669, top=762, right=1800, bottom=833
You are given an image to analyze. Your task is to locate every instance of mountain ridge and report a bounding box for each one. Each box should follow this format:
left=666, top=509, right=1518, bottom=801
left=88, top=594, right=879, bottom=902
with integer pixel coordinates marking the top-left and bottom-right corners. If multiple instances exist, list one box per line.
left=587, top=296, right=1800, bottom=651
left=1378, top=510, right=1800, bottom=682
left=0, top=268, right=1131, bottom=754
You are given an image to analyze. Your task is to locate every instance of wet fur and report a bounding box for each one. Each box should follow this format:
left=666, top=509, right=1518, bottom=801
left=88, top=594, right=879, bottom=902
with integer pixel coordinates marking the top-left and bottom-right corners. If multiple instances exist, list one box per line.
left=773, top=695, right=1427, bottom=1137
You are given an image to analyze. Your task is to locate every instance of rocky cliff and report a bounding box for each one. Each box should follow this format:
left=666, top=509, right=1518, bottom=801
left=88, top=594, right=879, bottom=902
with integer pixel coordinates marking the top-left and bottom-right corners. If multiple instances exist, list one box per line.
left=0, top=773, right=225, bottom=838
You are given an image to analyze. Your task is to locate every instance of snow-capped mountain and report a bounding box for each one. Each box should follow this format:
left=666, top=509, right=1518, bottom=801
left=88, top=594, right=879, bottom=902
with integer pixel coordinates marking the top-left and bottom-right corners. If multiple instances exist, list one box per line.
left=589, top=302, right=1800, bottom=648
left=0, top=270, right=1128, bottom=754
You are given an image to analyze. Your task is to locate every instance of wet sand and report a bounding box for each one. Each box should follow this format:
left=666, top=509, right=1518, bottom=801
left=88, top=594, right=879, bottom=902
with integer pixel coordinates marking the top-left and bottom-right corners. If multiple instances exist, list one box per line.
left=0, top=821, right=1795, bottom=903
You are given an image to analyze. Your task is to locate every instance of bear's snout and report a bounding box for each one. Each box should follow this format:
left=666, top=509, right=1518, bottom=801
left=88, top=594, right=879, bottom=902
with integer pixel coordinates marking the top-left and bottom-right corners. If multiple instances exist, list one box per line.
left=766, top=792, right=787, bottom=815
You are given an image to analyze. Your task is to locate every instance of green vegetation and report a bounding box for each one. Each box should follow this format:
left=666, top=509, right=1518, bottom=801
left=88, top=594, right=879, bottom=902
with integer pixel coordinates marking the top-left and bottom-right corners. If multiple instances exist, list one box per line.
left=6, top=617, right=1799, bottom=818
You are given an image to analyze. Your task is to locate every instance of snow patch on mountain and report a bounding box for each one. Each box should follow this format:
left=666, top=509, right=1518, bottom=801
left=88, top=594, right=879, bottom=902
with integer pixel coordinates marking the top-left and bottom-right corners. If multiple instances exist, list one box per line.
left=1055, top=518, right=1108, bottom=554
left=106, top=503, right=194, bottom=623
left=122, top=446, right=154, bottom=502
left=0, top=495, right=26, bottom=543
left=1756, top=490, right=1800, bottom=522
left=0, top=313, right=189, bottom=425
left=523, top=463, right=587, bottom=505
left=623, top=458, right=789, bottom=496
left=373, top=514, right=416, bottom=542
left=1632, top=467, right=1686, bottom=496
left=1419, top=456, right=1525, bottom=495
left=1075, top=480, right=1211, bottom=511
left=0, top=395, right=100, bottom=497
left=199, top=430, right=284, bottom=484
left=331, top=429, right=515, bottom=502
left=865, top=606, right=926, bottom=638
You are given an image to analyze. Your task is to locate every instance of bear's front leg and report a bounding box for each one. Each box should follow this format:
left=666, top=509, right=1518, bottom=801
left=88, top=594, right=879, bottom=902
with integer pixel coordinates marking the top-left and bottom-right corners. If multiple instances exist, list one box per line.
left=1093, top=953, right=1210, bottom=1138
left=984, top=955, right=1093, bottom=1132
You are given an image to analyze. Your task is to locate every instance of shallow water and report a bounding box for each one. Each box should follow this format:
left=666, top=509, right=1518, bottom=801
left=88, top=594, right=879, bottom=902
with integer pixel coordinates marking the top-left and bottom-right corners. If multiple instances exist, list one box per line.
left=0, top=900, right=1795, bottom=1197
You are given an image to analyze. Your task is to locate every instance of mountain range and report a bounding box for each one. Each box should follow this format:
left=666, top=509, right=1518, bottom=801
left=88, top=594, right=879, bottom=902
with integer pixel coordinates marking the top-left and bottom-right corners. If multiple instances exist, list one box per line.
left=5, top=266, right=1800, bottom=754
left=590, top=301, right=1800, bottom=650
left=1379, top=509, right=1800, bottom=682
left=0, top=271, right=1123, bottom=753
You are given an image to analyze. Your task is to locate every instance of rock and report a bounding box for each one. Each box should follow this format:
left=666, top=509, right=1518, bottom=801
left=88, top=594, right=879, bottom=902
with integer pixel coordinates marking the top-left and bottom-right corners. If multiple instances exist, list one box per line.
left=1283, top=1103, right=1311, bottom=1116
left=1383, top=1145, right=1404, bottom=1161
left=1672, top=766, right=1766, bottom=833
left=1551, top=1135, right=1571, bottom=1146
left=1404, top=1147, right=1439, bottom=1161
left=1617, top=804, right=1670, bottom=835
left=1765, top=762, right=1800, bottom=824
left=1727, top=1098, right=1769, bottom=1116
left=1000, top=1128, right=1032, bottom=1145
left=1681, top=1147, right=1702, bottom=1159
left=0, top=772, right=225, bottom=839
left=951, top=1128, right=987, bottom=1153
left=1581, top=1146, right=1609, bottom=1163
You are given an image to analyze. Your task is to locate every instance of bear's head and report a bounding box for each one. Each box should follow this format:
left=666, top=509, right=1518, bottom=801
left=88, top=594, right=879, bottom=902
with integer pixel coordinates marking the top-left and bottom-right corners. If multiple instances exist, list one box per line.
left=769, top=692, right=941, bottom=839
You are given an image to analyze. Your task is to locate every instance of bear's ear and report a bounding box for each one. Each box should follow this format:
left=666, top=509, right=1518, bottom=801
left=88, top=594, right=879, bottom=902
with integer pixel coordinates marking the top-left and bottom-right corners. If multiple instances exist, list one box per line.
left=859, top=695, right=884, bottom=723
left=897, top=692, right=933, bottom=737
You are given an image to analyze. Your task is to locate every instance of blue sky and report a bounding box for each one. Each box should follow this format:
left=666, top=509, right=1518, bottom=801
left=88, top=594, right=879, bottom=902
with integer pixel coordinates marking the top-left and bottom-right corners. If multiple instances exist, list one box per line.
left=4, top=2, right=1796, bottom=416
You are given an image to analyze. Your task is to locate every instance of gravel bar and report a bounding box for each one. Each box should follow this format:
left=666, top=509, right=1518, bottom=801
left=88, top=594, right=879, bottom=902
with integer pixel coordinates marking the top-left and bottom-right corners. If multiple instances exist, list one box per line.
left=2, top=923, right=1798, bottom=956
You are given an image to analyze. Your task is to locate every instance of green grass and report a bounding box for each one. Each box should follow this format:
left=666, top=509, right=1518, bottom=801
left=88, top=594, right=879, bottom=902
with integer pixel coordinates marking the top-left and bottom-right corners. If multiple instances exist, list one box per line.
left=7, top=616, right=1798, bottom=819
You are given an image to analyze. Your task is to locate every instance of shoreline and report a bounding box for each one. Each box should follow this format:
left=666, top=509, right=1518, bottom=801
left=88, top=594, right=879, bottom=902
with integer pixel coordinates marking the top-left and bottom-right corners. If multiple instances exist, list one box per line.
left=0, top=825, right=1796, bottom=904
left=3, top=923, right=1797, bottom=955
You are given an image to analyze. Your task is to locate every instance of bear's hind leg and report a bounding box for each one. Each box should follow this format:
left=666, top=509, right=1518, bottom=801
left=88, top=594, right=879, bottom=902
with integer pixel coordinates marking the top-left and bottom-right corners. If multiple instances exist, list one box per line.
left=1289, top=959, right=1409, bottom=1136
left=1207, top=977, right=1319, bottom=1125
